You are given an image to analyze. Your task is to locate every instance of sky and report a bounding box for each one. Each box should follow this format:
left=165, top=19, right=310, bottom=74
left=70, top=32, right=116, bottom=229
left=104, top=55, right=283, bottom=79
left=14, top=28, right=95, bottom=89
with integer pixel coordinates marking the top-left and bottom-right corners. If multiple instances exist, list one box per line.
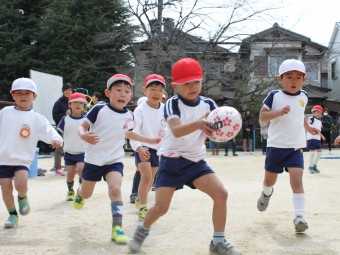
left=256, top=0, right=340, bottom=46
left=155, top=0, right=340, bottom=48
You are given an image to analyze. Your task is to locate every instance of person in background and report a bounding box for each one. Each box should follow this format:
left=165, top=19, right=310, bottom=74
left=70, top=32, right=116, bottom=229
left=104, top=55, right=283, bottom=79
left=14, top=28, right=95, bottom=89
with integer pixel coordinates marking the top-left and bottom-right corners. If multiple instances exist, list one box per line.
left=224, top=138, right=238, bottom=156
left=209, top=140, right=220, bottom=155
left=321, top=108, right=333, bottom=155
left=52, top=82, right=73, bottom=176
left=91, top=91, right=105, bottom=105
left=242, top=109, right=254, bottom=153
left=259, top=118, right=269, bottom=155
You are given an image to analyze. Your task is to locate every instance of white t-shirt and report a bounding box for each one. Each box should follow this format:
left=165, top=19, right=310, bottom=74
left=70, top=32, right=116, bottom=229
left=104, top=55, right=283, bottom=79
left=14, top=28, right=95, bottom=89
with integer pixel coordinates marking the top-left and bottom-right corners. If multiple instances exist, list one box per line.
left=84, top=103, right=134, bottom=166
left=130, top=101, right=165, bottom=151
left=306, top=116, right=322, bottom=140
left=57, top=115, right=87, bottom=154
left=157, top=95, right=217, bottom=162
left=0, top=106, right=63, bottom=168
left=263, top=90, right=308, bottom=149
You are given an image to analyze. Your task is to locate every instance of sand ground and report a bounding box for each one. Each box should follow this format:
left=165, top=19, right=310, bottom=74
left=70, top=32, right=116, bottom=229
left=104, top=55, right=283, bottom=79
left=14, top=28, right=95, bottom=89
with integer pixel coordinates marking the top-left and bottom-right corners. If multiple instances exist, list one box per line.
left=0, top=150, right=339, bottom=255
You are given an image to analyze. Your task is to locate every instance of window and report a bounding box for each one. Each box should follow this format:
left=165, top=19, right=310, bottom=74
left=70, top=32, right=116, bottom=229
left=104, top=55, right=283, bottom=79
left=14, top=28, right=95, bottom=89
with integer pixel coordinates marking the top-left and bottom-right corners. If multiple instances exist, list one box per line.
left=331, top=61, right=338, bottom=79
left=268, top=56, right=284, bottom=76
left=305, top=62, right=319, bottom=81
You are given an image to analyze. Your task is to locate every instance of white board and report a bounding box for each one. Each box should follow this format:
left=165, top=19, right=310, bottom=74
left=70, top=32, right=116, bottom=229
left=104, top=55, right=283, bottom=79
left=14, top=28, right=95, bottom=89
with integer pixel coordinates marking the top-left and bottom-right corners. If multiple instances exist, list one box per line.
left=30, top=70, right=63, bottom=125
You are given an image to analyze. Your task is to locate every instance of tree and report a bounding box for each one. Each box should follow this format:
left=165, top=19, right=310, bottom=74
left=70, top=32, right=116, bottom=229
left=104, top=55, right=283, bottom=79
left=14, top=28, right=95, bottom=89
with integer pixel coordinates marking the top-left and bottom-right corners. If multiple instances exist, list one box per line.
left=126, top=0, right=276, bottom=106
left=0, top=0, right=48, bottom=100
left=36, top=0, right=135, bottom=91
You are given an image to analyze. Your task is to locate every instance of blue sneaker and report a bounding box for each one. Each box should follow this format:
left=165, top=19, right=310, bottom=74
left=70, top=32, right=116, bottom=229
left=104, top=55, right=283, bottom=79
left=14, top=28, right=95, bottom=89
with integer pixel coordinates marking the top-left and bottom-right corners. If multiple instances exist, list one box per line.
left=4, top=215, right=18, bottom=228
left=18, top=196, right=30, bottom=215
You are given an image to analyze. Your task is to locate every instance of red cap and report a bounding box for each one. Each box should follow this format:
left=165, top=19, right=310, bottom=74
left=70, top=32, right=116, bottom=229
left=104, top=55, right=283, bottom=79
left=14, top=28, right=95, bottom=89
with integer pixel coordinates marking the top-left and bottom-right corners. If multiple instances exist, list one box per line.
left=144, top=74, right=166, bottom=88
left=68, top=92, right=87, bottom=104
left=311, top=105, right=323, bottom=113
left=107, top=74, right=133, bottom=89
left=171, top=58, right=203, bottom=85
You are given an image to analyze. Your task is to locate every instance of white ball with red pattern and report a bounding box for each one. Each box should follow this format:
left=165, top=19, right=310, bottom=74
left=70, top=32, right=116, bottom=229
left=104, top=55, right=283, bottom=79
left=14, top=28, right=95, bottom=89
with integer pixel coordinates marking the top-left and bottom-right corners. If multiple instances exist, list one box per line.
left=207, top=106, right=242, bottom=142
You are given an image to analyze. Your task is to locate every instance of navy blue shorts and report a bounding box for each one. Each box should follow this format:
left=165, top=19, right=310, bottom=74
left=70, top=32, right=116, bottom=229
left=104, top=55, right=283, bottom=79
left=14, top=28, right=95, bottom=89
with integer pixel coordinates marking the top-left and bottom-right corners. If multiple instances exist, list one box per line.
left=82, top=162, right=123, bottom=182
left=155, top=156, right=214, bottom=190
left=64, top=152, right=85, bottom=166
left=0, top=165, right=29, bottom=178
left=135, top=148, right=159, bottom=167
left=307, top=139, right=322, bottom=150
left=265, top=147, right=304, bottom=173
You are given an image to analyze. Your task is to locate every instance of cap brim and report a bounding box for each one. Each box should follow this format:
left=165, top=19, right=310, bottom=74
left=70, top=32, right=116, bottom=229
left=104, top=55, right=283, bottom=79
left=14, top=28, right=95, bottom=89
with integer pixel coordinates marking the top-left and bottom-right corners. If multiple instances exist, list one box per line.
left=145, top=78, right=166, bottom=88
left=10, top=88, right=36, bottom=94
left=107, top=77, right=133, bottom=88
left=172, top=76, right=202, bottom=85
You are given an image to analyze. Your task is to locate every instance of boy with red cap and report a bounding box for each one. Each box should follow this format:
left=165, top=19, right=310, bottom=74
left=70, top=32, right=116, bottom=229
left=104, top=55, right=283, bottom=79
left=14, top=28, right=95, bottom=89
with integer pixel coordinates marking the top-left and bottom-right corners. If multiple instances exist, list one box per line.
left=0, top=78, right=63, bottom=228
left=57, top=92, right=87, bottom=200
left=306, top=105, right=325, bottom=174
left=130, top=74, right=166, bottom=220
left=257, top=59, right=320, bottom=233
left=75, top=74, right=160, bottom=244
left=128, top=58, right=241, bottom=255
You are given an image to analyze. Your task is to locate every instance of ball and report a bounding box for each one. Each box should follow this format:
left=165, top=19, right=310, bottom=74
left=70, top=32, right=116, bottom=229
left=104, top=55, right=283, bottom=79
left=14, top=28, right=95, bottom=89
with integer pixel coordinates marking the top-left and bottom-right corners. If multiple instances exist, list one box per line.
left=206, top=106, right=242, bottom=142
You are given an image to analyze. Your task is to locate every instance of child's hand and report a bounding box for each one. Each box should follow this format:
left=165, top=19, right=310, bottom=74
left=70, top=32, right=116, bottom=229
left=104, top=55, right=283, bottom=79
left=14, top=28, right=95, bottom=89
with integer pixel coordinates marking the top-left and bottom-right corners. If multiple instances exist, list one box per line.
left=198, top=114, right=214, bottom=136
left=334, top=136, right=340, bottom=145
left=278, top=105, right=290, bottom=116
left=137, top=147, right=150, bottom=162
left=81, top=132, right=100, bottom=144
left=307, top=126, right=320, bottom=136
left=52, top=140, right=62, bottom=149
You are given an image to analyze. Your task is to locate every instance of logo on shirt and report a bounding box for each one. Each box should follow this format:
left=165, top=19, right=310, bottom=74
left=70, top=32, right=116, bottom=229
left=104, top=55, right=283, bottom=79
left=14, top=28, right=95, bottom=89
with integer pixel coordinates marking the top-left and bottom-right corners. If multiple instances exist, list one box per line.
left=20, top=124, right=31, bottom=138
left=123, top=119, right=136, bottom=131
left=299, top=99, right=305, bottom=107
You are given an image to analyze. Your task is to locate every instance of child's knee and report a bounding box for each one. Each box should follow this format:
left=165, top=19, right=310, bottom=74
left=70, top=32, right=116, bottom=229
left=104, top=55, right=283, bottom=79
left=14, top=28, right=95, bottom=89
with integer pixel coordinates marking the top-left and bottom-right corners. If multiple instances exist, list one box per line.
left=154, top=204, right=169, bottom=216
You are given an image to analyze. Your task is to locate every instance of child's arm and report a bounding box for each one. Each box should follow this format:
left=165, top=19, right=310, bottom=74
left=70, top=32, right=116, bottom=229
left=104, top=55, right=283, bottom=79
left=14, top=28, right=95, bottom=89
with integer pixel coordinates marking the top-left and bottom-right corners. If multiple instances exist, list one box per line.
left=304, top=118, right=320, bottom=135
left=78, top=121, right=100, bottom=144
left=168, top=113, right=214, bottom=138
left=334, top=135, right=340, bottom=145
left=320, top=133, right=326, bottom=141
left=259, top=105, right=290, bottom=121
left=125, top=131, right=161, bottom=144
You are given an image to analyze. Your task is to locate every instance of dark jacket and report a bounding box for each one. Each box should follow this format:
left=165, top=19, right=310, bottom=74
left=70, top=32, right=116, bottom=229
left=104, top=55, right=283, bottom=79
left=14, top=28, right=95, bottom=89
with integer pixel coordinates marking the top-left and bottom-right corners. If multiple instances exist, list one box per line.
left=242, top=115, right=255, bottom=137
left=321, top=115, right=332, bottom=132
left=52, top=96, right=69, bottom=125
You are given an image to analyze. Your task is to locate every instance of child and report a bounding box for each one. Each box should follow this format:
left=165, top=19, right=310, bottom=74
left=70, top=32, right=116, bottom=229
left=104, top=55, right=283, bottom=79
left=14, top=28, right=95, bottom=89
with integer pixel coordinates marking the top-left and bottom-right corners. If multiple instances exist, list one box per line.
left=306, top=105, right=325, bottom=174
left=0, top=78, right=63, bottom=228
left=75, top=74, right=160, bottom=244
left=57, top=92, right=87, bottom=201
left=130, top=74, right=166, bottom=220
left=128, top=58, right=241, bottom=255
left=257, top=59, right=320, bottom=233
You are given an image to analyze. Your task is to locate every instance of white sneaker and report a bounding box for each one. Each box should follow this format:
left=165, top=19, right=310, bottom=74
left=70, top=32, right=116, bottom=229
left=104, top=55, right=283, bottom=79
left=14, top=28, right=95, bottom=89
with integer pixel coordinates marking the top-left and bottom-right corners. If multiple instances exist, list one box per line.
left=294, top=215, right=308, bottom=233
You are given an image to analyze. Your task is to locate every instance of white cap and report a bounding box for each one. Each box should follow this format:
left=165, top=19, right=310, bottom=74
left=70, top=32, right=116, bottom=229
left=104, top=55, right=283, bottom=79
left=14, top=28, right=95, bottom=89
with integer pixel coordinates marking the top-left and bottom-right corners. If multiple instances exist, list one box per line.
left=278, top=59, right=306, bottom=76
left=11, top=78, right=37, bottom=94
left=137, top=96, right=147, bottom=106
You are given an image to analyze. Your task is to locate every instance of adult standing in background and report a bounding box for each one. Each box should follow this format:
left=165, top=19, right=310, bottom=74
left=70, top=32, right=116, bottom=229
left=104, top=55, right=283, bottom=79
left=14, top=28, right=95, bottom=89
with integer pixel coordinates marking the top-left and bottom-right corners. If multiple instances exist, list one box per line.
left=91, top=91, right=105, bottom=105
left=52, top=82, right=73, bottom=175
left=259, top=118, right=269, bottom=155
left=242, top=109, right=255, bottom=153
left=321, top=108, right=333, bottom=155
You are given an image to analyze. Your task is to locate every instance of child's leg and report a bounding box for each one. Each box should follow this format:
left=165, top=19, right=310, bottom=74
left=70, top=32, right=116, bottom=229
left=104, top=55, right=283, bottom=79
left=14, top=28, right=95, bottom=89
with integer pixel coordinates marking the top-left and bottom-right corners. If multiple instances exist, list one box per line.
left=76, top=162, right=84, bottom=183
left=77, top=179, right=96, bottom=199
left=14, top=170, right=30, bottom=215
left=130, top=169, right=140, bottom=203
left=0, top=178, right=15, bottom=212
left=66, top=165, right=76, bottom=190
left=193, top=174, right=227, bottom=233
left=137, top=162, right=153, bottom=206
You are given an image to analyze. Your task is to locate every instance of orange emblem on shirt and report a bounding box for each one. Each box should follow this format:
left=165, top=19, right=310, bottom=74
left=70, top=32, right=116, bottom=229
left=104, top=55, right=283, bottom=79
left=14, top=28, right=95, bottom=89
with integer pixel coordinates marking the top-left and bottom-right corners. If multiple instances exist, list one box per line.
left=20, top=125, right=31, bottom=138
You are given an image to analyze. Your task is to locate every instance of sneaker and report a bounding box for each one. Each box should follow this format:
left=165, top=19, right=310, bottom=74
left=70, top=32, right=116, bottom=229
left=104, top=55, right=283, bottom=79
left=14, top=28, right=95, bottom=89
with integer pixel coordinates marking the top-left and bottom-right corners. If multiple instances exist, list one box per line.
left=294, top=215, right=308, bottom=233
left=257, top=189, right=273, bottom=212
left=135, top=197, right=140, bottom=210
left=309, top=167, right=315, bottom=174
left=138, top=207, right=148, bottom=220
left=233, top=153, right=238, bottom=156
left=55, top=169, right=65, bottom=176
left=128, top=225, right=149, bottom=252
left=4, top=215, right=18, bottom=228
left=209, top=239, right=242, bottom=255
left=111, top=226, right=128, bottom=244
left=73, top=192, right=84, bottom=209
left=224, top=153, right=228, bottom=156
left=313, top=165, right=320, bottom=173
left=66, top=191, right=75, bottom=201
left=130, top=193, right=138, bottom=204
left=18, top=196, right=30, bottom=215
